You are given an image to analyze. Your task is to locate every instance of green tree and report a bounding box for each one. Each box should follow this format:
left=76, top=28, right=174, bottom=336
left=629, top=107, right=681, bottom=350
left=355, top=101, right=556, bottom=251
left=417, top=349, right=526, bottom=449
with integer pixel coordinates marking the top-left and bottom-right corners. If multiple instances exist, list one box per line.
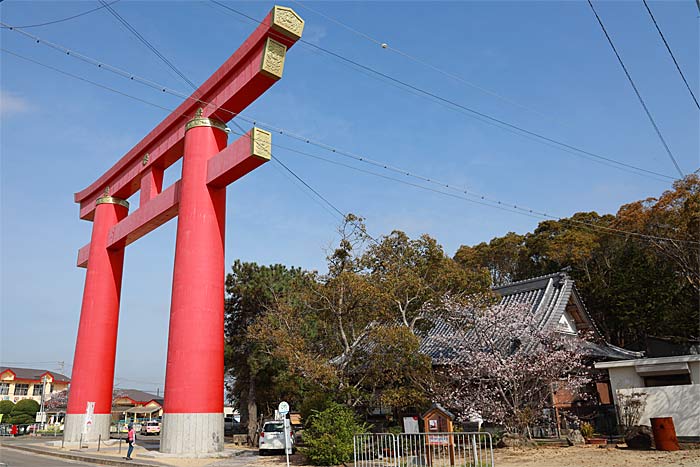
left=615, top=174, right=700, bottom=294
left=365, top=231, right=490, bottom=332
left=0, top=400, right=14, bottom=423
left=453, top=177, right=699, bottom=350
left=225, top=260, right=308, bottom=443
left=302, top=402, right=368, bottom=466
left=454, top=232, right=527, bottom=286
left=9, top=399, right=39, bottom=424
left=251, top=216, right=449, bottom=412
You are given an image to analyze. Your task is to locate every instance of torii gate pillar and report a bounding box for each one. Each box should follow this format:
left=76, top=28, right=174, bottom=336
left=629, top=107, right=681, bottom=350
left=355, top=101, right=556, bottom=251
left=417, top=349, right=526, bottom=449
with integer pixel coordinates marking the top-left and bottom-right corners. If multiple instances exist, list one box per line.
left=160, top=115, right=228, bottom=452
left=64, top=5, right=305, bottom=455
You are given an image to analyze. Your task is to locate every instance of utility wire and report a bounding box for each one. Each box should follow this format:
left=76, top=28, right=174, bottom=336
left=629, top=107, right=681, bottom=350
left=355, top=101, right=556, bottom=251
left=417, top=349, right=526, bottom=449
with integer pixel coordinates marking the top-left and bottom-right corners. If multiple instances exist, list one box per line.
left=98, top=3, right=251, bottom=136
left=587, top=0, right=684, bottom=178
left=270, top=158, right=344, bottom=223
left=98, top=0, right=198, bottom=91
left=209, top=0, right=679, bottom=182
left=273, top=158, right=346, bottom=220
left=1, top=19, right=677, bottom=183
left=258, top=137, right=698, bottom=246
left=0, top=0, right=120, bottom=29
left=289, top=0, right=560, bottom=125
left=272, top=158, right=380, bottom=244
left=3, top=45, right=696, bottom=247
left=641, top=0, right=699, bottom=109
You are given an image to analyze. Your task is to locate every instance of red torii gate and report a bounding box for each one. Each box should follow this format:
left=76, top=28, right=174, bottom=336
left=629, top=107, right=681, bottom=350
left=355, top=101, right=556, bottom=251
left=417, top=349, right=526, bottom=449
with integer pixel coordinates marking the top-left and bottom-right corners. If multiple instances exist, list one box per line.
left=64, top=6, right=304, bottom=454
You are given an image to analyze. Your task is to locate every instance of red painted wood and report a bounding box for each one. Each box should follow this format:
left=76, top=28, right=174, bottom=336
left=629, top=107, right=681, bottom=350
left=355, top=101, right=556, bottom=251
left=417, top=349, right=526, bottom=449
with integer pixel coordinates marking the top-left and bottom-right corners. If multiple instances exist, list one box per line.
left=75, top=9, right=299, bottom=220
left=108, top=181, right=181, bottom=250
left=207, top=129, right=269, bottom=188
left=77, top=132, right=267, bottom=264
left=164, top=124, right=228, bottom=414
left=67, top=201, right=128, bottom=415
left=76, top=243, right=90, bottom=268
left=140, top=166, right=164, bottom=207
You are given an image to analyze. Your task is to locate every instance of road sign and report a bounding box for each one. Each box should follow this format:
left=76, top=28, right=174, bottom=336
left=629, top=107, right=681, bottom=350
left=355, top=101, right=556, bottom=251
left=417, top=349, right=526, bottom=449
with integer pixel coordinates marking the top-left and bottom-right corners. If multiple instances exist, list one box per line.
left=278, top=401, right=290, bottom=416
left=284, top=418, right=292, bottom=455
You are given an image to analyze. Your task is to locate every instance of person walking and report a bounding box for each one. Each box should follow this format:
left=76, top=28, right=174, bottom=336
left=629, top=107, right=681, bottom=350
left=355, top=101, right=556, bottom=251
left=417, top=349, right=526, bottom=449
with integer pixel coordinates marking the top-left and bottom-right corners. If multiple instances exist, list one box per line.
left=125, top=423, right=136, bottom=460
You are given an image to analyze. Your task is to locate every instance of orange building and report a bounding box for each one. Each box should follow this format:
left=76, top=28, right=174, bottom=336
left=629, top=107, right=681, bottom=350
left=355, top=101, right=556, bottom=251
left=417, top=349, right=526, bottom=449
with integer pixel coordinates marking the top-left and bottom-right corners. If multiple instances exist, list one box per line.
left=0, top=367, right=70, bottom=404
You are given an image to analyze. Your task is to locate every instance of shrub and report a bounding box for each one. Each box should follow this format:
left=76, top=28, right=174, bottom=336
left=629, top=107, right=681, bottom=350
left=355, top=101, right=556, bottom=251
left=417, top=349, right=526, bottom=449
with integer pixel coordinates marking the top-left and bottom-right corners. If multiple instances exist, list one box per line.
left=302, top=403, right=368, bottom=465
left=9, top=399, right=40, bottom=424
left=580, top=422, right=594, bottom=438
left=617, top=392, right=647, bottom=437
left=0, top=400, right=15, bottom=416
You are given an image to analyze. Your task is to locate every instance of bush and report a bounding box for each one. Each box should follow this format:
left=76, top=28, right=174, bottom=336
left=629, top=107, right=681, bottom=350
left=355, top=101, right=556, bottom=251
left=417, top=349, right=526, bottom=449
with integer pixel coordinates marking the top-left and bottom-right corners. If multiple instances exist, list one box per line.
left=580, top=422, right=594, bottom=438
left=0, top=400, right=15, bottom=416
left=302, top=403, right=368, bottom=465
left=8, top=399, right=40, bottom=424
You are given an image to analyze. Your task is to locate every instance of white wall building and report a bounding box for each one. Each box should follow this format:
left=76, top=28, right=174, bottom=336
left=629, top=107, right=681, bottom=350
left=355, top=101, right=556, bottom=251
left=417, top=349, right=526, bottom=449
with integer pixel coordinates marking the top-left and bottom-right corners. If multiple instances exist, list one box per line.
left=595, top=355, right=700, bottom=438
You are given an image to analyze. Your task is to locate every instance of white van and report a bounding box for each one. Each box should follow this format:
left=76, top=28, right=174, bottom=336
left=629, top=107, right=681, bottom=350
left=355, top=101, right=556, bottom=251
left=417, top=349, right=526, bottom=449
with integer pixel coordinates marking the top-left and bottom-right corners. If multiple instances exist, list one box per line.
left=259, top=421, right=294, bottom=455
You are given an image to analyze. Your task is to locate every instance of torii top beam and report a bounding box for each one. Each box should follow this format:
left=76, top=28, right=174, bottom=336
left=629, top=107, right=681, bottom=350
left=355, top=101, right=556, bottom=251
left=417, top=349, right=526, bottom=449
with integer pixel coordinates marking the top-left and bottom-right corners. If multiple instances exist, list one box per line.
left=74, top=6, right=304, bottom=220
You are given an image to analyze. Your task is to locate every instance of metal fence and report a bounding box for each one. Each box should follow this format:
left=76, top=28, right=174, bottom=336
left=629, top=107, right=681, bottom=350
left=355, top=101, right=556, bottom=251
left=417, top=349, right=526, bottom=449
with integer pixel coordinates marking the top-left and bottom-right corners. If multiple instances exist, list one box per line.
left=354, top=432, right=494, bottom=467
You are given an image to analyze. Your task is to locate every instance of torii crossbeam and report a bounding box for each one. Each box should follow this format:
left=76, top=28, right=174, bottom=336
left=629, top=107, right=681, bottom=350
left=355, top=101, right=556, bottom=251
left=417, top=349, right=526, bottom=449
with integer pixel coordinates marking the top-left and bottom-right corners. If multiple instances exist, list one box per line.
left=65, top=6, right=304, bottom=455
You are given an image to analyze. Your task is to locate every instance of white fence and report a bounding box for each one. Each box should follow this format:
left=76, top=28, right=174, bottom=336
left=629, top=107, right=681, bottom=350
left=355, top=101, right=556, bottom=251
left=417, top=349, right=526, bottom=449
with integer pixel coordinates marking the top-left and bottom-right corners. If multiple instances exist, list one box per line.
left=354, top=432, right=494, bottom=467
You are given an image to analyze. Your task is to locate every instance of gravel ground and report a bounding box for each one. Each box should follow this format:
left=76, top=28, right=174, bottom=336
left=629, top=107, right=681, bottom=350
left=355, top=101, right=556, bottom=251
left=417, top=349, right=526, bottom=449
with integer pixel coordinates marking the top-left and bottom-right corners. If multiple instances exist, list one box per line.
left=494, top=445, right=700, bottom=467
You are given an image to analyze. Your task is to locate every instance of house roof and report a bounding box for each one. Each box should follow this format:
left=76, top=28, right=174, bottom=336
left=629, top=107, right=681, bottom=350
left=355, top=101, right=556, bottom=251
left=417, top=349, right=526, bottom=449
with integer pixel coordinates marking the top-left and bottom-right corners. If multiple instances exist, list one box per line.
left=595, top=354, right=700, bottom=369
left=0, top=367, right=71, bottom=383
left=419, top=272, right=643, bottom=364
left=113, top=389, right=160, bottom=404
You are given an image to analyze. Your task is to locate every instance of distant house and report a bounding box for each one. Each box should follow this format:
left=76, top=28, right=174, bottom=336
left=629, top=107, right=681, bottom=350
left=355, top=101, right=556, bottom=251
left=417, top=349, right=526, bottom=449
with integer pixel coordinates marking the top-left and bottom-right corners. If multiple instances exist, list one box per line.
left=112, top=389, right=163, bottom=421
left=595, top=354, right=700, bottom=438
left=0, top=367, right=70, bottom=404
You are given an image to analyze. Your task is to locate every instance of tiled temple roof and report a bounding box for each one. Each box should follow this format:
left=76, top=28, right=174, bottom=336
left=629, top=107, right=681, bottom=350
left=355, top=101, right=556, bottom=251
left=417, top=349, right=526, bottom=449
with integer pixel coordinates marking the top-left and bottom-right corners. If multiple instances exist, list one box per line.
left=419, top=272, right=643, bottom=364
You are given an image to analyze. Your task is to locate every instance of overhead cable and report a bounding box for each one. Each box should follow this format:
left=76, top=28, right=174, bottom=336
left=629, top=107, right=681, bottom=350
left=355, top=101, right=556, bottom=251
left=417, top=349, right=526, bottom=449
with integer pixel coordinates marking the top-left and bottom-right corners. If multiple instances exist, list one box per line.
left=586, top=0, right=684, bottom=178
left=289, top=0, right=561, bottom=124
left=208, top=0, right=679, bottom=182
left=1, top=19, right=678, bottom=182
left=641, top=0, right=699, bottom=109
left=97, top=0, right=198, bottom=91
left=3, top=47, right=695, bottom=246
left=0, top=0, right=120, bottom=29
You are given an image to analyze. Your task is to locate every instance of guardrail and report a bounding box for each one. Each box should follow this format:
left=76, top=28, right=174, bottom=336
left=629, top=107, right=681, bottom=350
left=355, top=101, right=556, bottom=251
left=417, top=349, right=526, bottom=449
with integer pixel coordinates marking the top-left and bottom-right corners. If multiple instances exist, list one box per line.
left=354, top=432, right=494, bottom=467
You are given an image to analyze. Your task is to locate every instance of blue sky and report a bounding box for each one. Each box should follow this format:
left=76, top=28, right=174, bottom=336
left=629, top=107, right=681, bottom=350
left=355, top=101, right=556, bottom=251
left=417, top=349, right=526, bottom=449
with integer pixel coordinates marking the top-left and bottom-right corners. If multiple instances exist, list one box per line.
left=1, top=1, right=697, bottom=394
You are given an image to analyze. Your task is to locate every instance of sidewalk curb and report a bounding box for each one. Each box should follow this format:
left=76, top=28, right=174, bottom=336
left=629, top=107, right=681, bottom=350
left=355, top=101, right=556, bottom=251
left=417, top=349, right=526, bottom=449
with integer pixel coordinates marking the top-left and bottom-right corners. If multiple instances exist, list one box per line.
left=0, top=443, right=161, bottom=466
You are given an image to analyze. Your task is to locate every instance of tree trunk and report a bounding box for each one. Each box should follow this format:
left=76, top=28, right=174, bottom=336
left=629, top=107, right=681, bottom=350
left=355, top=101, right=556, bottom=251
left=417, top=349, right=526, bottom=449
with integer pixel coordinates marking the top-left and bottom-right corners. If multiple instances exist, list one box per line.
left=247, top=375, right=258, bottom=446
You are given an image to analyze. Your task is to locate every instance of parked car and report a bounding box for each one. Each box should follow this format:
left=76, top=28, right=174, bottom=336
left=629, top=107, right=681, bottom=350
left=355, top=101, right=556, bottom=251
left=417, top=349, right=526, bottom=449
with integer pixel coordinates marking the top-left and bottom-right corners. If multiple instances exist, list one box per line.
left=259, top=421, right=294, bottom=455
left=140, top=421, right=161, bottom=436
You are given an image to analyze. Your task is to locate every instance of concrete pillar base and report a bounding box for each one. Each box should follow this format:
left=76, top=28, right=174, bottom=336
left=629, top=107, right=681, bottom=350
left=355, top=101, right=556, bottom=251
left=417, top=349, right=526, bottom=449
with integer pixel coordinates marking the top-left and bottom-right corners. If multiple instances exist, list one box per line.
left=160, top=413, right=223, bottom=455
left=63, top=413, right=112, bottom=443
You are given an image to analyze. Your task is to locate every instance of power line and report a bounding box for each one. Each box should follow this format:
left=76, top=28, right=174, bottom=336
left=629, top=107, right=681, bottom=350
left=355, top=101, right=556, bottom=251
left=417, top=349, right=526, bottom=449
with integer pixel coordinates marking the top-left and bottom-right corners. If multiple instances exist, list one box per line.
left=3, top=47, right=695, bottom=247
left=586, top=0, right=684, bottom=178
left=272, top=158, right=379, bottom=244
left=270, top=159, right=344, bottom=223
left=289, top=0, right=561, bottom=125
left=208, top=1, right=679, bottom=182
left=0, top=0, right=120, bottom=29
left=97, top=0, right=198, bottom=91
left=260, top=137, right=699, bottom=246
left=641, top=0, right=699, bottom=109
left=1, top=20, right=677, bottom=183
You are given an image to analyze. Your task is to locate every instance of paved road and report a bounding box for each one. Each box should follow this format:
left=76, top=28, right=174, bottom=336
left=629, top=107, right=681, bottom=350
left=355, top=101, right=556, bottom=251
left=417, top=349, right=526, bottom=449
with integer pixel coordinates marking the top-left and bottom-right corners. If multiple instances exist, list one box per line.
left=0, top=446, right=96, bottom=466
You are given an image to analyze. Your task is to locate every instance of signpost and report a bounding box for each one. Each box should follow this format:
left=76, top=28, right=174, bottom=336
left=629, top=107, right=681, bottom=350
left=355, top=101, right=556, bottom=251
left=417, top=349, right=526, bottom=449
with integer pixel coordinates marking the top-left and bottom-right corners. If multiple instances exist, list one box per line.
left=278, top=401, right=292, bottom=467
left=83, top=401, right=95, bottom=435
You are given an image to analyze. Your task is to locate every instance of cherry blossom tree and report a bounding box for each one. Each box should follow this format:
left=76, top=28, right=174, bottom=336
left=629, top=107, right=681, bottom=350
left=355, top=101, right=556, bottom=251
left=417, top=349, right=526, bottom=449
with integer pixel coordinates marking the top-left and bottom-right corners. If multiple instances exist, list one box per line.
left=430, top=295, right=590, bottom=436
